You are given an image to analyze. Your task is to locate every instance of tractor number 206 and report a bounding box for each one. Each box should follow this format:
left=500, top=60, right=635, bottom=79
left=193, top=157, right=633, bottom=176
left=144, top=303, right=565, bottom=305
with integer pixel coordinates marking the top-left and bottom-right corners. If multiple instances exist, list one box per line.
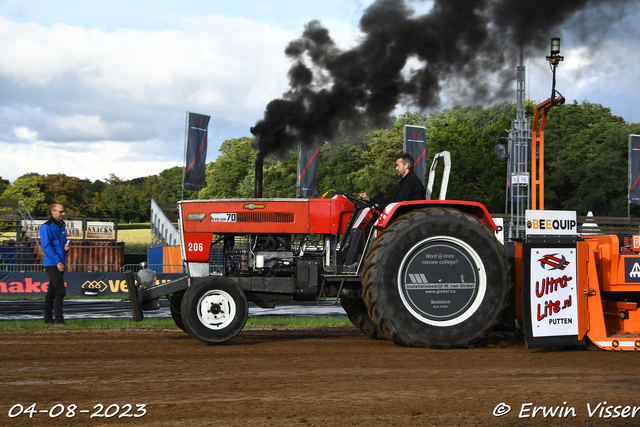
left=188, top=243, right=204, bottom=252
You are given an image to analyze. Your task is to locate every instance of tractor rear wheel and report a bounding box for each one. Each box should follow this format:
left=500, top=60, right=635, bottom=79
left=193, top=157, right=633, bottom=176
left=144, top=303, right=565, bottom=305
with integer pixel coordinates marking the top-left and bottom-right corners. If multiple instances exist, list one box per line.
left=181, top=276, right=248, bottom=344
left=362, top=207, right=510, bottom=348
left=340, top=297, right=386, bottom=340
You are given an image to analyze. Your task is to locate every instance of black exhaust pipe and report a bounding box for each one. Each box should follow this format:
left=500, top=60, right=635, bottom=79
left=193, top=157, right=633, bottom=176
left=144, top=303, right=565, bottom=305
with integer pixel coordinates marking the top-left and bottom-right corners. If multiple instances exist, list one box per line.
left=254, top=158, right=263, bottom=198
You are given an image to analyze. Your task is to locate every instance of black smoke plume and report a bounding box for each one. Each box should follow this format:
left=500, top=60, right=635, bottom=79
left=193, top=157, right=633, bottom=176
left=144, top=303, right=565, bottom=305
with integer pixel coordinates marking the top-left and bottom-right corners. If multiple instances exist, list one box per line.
left=250, top=0, right=633, bottom=161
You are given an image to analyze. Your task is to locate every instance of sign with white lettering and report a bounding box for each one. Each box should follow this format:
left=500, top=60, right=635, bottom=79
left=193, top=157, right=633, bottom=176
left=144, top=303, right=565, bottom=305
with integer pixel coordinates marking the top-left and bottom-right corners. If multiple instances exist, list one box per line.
left=529, top=247, right=578, bottom=337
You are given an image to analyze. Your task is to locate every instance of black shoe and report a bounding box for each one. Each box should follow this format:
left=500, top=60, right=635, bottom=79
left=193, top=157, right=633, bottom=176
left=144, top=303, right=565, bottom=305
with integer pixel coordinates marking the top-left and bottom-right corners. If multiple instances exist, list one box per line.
left=53, top=319, right=66, bottom=326
left=44, top=318, right=54, bottom=324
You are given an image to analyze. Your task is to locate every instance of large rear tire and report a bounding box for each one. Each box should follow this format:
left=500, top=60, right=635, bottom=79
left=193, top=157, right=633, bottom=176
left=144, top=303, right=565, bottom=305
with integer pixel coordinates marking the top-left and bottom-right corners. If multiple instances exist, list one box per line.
left=340, top=297, right=387, bottom=340
left=181, top=276, right=248, bottom=344
left=362, top=207, right=510, bottom=348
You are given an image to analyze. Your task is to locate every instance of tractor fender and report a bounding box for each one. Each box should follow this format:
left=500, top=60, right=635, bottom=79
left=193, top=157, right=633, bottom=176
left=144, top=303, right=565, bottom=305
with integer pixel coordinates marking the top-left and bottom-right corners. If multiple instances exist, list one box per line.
left=374, top=200, right=497, bottom=231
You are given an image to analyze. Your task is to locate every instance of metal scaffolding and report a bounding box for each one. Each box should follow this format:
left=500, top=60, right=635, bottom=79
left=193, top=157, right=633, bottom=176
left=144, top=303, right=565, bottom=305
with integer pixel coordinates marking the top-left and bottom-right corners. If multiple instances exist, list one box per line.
left=506, top=49, right=531, bottom=239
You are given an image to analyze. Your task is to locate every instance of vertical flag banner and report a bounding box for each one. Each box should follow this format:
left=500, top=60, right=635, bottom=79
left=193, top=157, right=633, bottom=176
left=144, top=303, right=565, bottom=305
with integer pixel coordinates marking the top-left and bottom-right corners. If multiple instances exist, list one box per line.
left=403, top=125, right=427, bottom=185
left=183, top=112, right=210, bottom=192
left=297, top=144, right=321, bottom=197
left=630, top=135, right=640, bottom=206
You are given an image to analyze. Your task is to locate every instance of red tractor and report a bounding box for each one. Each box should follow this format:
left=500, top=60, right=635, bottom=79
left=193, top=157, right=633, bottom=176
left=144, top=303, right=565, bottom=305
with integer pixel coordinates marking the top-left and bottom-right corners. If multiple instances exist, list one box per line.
left=126, top=189, right=510, bottom=348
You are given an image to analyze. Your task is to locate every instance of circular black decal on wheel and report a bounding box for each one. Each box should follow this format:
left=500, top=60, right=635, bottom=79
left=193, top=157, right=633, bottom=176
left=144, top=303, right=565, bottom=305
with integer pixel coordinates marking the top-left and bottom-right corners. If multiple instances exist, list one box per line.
left=399, top=239, right=481, bottom=324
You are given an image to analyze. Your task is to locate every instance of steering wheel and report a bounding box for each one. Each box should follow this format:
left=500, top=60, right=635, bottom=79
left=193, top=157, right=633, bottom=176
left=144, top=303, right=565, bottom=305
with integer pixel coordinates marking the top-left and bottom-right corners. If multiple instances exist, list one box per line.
left=340, top=192, right=379, bottom=211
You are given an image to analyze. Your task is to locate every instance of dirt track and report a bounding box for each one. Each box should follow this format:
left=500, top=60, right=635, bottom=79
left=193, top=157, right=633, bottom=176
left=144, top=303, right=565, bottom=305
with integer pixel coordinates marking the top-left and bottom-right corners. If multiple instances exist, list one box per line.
left=1, top=326, right=639, bottom=426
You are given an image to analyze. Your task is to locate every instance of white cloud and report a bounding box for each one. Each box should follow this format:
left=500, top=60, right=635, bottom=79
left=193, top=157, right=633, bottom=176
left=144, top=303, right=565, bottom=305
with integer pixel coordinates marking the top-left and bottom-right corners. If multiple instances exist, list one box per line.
left=0, top=15, right=297, bottom=118
left=14, top=126, right=37, bottom=140
left=0, top=1, right=639, bottom=185
left=0, top=14, right=306, bottom=181
left=0, top=139, right=179, bottom=181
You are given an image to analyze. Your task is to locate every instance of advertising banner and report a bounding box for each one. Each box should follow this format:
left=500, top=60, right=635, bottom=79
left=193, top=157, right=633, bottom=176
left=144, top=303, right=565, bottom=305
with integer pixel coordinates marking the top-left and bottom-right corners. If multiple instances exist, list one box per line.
left=403, top=125, right=427, bottom=185
left=493, top=217, right=504, bottom=245
left=20, top=219, right=45, bottom=239
left=528, top=247, right=578, bottom=337
left=65, top=220, right=84, bottom=239
left=297, top=144, right=321, bottom=197
left=85, top=221, right=116, bottom=240
left=20, top=219, right=112, bottom=240
left=0, top=272, right=186, bottom=297
left=525, top=210, right=577, bottom=236
left=183, top=112, right=210, bottom=191
left=522, top=210, right=582, bottom=348
left=630, top=135, right=640, bottom=205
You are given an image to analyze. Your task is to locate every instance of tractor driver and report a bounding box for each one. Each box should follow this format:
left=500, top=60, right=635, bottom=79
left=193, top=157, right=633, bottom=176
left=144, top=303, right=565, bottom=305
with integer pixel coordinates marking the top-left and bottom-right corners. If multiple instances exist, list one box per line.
left=359, top=152, right=426, bottom=210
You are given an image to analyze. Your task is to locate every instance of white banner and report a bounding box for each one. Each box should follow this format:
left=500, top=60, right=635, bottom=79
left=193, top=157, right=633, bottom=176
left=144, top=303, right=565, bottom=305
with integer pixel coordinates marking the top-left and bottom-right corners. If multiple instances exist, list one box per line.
left=85, top=221, right=116, bottom=240
left=529, top=247, right=578, bottom=337
left=525, top=210, right=577, bottom=236
left=493, top=217, right=504, bottom=245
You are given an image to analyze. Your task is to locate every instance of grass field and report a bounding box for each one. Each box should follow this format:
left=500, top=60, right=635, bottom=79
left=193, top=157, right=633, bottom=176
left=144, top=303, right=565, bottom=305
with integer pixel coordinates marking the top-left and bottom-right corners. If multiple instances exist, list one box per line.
left=0, top=316, right=352, bottom=330
left=118, top=225, right=152, bottom=253
left=1, top=223, right=154, bottom=253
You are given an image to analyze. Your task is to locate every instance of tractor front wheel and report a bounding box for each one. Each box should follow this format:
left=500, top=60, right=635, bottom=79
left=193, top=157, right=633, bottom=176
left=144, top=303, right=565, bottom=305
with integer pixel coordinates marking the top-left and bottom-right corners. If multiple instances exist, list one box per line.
left=181, top=276, right=248, bottom=344
left=169, top=291, right=188, bottom=334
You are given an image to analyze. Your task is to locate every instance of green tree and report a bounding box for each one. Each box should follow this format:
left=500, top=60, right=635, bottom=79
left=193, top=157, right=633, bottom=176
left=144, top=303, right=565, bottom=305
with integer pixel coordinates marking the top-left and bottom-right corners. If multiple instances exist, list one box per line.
left=349, top=127, right=404, bottom=198
left=82, top=179, right=106, bottom=217
left=424, top=103, right=512, bottom=212
left=0, top=174, right=46, bottom=215
left=262, top=152, right=297, bottom=198
left=39, top=174, right=87, bottom=217
left=346, top=111, right=430, bottom=200
left=198, top=137, right=256, bottom=199
left=544, top=101, right=633, bottom=216
left=100, top=175, right=149, bottom=222
left=316, top=142, right=367, bottom=195
left=0, top=177, right=9, bottom=197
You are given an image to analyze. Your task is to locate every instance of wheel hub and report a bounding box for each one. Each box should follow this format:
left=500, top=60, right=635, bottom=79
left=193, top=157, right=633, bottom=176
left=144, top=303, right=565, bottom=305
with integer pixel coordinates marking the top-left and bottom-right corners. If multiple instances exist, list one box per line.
left=398, top=236, right=486, bottom=327
left=197, top=290, right=237, bottom=330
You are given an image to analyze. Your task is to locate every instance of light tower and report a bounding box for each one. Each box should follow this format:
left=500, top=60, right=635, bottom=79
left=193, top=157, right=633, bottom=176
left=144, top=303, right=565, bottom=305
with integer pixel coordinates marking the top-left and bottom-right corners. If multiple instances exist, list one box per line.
left=506, top=47, right=531, bottom=239
left=531, top=38, right=565, bottom=211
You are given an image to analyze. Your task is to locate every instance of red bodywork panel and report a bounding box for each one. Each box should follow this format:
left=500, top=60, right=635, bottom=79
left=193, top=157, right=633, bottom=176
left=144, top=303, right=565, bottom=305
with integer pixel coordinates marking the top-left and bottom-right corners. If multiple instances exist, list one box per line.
left=180, top=198, right=495, bottom=263
left=180, top=197, right=354, bottom=262
left=374, top=200, right=497, bottom=230
left=183, top=232, right=213, bottom=262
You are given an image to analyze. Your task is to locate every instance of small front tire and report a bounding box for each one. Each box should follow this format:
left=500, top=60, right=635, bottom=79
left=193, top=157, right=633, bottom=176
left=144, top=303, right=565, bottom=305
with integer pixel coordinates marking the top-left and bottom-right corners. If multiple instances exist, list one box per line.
left=169, top=291, right=188, bottom=333
left=181, top=276, right=248, bottom=344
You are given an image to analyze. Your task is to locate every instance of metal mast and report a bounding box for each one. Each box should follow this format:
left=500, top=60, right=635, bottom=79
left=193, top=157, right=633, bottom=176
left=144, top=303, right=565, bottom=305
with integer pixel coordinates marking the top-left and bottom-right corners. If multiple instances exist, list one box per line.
left=506, top=47, right=531, bottom=239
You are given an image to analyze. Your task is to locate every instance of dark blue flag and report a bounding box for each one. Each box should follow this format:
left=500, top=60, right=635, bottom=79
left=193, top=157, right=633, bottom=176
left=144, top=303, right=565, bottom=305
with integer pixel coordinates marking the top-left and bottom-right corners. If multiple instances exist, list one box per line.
left=630, top=135, right=640, bottom=205
left=298, top=144, right=321, bottom=197
left=403, top=125, right=427, bottom=185
left=183, top=112, right=210, bottom=191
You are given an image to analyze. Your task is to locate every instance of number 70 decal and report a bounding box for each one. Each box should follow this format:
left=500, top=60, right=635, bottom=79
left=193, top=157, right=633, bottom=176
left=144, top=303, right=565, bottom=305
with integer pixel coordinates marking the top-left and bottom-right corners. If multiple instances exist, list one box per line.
left=210, top=213, right=237, bottom=222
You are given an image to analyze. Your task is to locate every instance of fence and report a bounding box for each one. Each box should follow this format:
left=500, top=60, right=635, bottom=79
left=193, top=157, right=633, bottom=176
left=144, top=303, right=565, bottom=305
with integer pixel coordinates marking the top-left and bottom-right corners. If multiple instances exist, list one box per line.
left=491, top=214, right=640, bottom=239
left=0, top=263, right=187, bottom=274
left=0, top=263, right=223, bottom=275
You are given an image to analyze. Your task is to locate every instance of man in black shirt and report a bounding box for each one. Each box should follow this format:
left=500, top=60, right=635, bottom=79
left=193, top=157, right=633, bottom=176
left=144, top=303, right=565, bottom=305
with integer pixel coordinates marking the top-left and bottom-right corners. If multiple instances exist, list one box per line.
left=359, top=152, right=426, bottom=210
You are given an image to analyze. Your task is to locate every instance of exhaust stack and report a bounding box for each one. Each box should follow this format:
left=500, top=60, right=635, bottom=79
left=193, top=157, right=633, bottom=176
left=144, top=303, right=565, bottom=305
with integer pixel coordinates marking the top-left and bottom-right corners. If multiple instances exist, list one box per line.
left=254, top=159, right=263, bottom=198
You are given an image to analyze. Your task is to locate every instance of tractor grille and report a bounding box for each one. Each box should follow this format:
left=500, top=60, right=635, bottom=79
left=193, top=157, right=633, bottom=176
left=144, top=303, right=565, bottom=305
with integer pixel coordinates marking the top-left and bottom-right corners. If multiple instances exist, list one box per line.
left=237, top=212, right=294, bottom=223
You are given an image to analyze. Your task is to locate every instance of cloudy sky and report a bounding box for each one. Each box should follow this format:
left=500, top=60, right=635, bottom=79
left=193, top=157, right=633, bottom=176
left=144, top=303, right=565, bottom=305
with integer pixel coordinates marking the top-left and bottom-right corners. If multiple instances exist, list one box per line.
left=1, top=0, right=639, bottom=183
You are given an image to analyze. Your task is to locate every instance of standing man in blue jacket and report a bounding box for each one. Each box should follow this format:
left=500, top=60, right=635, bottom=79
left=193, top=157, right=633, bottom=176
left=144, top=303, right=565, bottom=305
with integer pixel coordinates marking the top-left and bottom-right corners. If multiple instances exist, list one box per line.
left=41, top=204, right=70, bottom=325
